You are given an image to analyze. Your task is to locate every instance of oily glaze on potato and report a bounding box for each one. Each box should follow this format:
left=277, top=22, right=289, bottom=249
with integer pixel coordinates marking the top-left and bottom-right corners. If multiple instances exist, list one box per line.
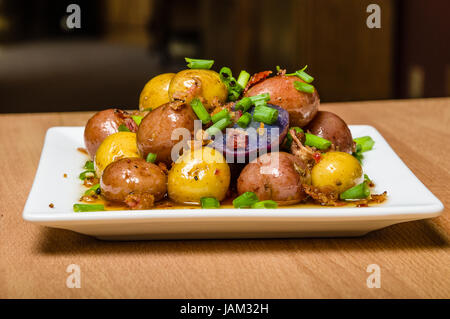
left=237, top=152, right=311, bottom=205
left=245, top=75, right=319, bottom=127
left=305, top=111, right=354, bottom=153
left=168, top=69, right=227, bottom=111
left=136, top=102, right=197, bottom=164
left=311, top=151, right=362, bottom=194
left=168, top=147, right=231, bottom=205
left=100, top=157, right=167, bottom=209
left=94, top=132, right=140, bottom=176
left=139, top=73, right=175, bottom=111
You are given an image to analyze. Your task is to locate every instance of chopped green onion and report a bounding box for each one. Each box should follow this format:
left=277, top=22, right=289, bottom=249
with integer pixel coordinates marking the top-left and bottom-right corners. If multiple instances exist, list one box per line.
left=228, top=89, right=241, bottom=101
left=304, top=133, right=331, bottom=150
left=219, top=67, right=232, bottom=80
left=200, top=197, right=220, bottom=209
left=79, top=170, right=96, bottom=180
left=364, top=174, right=372, bottom=183
left=146, top=152, right=157, bottom=163
left=205, top=117, right=231, bottom=137
left=253, top=105, right=279, bottom=125
left=211, top=109, right=230, bottom=124
left=276, top=65, right=281, bottom=72
left=237, top=112, right=252, bottom=128
left=237, top=70, right=250, bottom=89
left=286, top=65, right=314, bottom=83
left=339, top=182, right=371, bottom=200
left=84, top=160, right=94, bottom=170
left=354, top=136, right=375, bottom=152
left=294, top=81, right=315, bottom=94
left=73, top=203, right=105, bottom=212
left=118, top=124, right=130, bottom=132
left=190, top=98, right=211, bottom=124
left=84, top=184, right=100, bottom=196
left=249, top=93, right=270, bottom=105
left=142, top=107, right=152, bottom=112
left=251, top=200, right=278, bottom=209
left=233, top=192, right=259, bottom=208
left=235, top=97, right=253, bottom=112
left=185, top=58, right=214, bottom=69
left=131, top=115, right=143, bottom=126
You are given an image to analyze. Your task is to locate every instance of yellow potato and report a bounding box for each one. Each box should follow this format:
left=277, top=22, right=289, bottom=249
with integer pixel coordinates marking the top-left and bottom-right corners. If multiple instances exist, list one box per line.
left=168, top=69, right=227, bottom=111
left=139, top=73, right=175, bottom=111
left=311, top=152, right=362, bottom=194
left=168, top=147, right=231, bottom=205
left=94, top=132, right=140, bottom=176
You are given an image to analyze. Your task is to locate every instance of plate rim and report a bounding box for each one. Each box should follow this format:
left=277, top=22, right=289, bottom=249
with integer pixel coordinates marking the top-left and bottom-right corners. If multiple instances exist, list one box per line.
left=22, top=125, right=444, bottom=224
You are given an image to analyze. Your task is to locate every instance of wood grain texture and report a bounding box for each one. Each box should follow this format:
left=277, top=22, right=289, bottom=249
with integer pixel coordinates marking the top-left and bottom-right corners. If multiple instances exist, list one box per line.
left=1, top=98, right=449, bottom=298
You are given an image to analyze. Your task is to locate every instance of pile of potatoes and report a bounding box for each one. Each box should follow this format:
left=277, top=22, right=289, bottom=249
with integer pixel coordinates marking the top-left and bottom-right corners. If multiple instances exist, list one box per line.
left=83, top=66, right=363, bottom=209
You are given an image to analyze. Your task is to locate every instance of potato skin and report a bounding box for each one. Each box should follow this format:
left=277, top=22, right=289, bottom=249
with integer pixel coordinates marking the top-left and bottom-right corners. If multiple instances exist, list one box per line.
left=84, top=109, right=127, bottom=159
left=237, top=152, right=311, bottom=204
left=245, top=75, right=319, bottom=127
left=168, top=147, right=231, bottom=205
left=136, top=103, right=196, bottom=164
left=168, top=69, right=227, bottom=111
left=139, top=73, right=175, bottom=111
left=100, top=157, right=167, bottom=204
left=305, top=111, right=354, bottom=153
left=311, top=152, right=362, bottom=194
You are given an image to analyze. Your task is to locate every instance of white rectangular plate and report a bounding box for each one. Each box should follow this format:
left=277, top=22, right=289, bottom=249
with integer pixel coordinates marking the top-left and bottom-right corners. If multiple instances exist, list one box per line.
left=23, top=126, right=443, bottom=240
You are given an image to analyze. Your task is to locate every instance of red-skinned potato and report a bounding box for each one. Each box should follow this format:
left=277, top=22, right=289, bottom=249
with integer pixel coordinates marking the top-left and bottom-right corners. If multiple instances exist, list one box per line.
left=137, top=102, right=196, bottom=164
left=245, top=75, right=319, bottom=127
left=100, top=157, right=167, bottom=209
left=237, top=152, right=311, bottom=205
left=84, top=109, right=136, bottom=159
left=305, top=111, right=354, bottom=153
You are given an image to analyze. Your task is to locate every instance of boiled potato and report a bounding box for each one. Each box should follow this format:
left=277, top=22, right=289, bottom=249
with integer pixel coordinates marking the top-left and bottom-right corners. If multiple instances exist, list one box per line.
left=95, top=132, right=140, bottom=176
left=168, top=147, right=230, bottom=204
left=311, top=151, right=362, bottom=194
left=139, top=73, right=175, bottom=111
left=168, top=69, right=227, bottom=111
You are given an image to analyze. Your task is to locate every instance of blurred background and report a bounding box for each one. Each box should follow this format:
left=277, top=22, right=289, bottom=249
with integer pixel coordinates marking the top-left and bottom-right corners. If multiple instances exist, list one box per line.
left=0, top=0, right=448, bottom=113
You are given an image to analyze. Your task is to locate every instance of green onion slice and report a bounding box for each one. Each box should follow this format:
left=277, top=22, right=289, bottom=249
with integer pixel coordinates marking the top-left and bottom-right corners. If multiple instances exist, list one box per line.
left=219, top=67, right=233, bottom=80
left=293, top=81, right=315, bottom=94
left=84, top=184, right=100, bottom=196
left=237, top=112, right=252, bottom=128
left=235, top=97, right=253, bottom=112
left=73, top=204, right=105, bottom=212
left=284, top=127, right=304, bottom=149
left=354, top=136, right=375, bottom=152
left=286, top=65, right=314, bottom=83
left=248, top=93, right=270, bottom=104
left=131, top=115, right=143, bottom=126
left=253, top=105, right=279, bottom=125
left=118, top=124, right=130, bottom=132
left=205, top=117, right=231, bottom=137
left=237, top=70, right=250, bottom=89
left=251, top=200, right=278, bottom=209
left=339, top=182, right=371, bottom=200
left=200, top=197, right=220, bottom=209
left=190, top=98, right=212, bottom=124
left=211, top=109, right=230, bottom=124
left=84, top=160, right=94, bottom=170
left=79, top=170, right=96, bottom=180
left=185, top=58, right=214, bottom=69
left=146, top=152, right=157, bottom=163
left=304, top=133, right=331, bottom=150
left=233, top=192, right=259, bottom=208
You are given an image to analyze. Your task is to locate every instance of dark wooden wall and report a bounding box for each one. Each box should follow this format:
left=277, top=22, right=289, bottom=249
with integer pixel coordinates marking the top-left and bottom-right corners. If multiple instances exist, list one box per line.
left=201, top=0, right=395, bottom=102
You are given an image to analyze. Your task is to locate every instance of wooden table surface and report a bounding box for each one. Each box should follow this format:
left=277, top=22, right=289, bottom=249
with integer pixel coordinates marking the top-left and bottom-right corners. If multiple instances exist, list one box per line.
left=1, top=98, right=449, bottom=299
